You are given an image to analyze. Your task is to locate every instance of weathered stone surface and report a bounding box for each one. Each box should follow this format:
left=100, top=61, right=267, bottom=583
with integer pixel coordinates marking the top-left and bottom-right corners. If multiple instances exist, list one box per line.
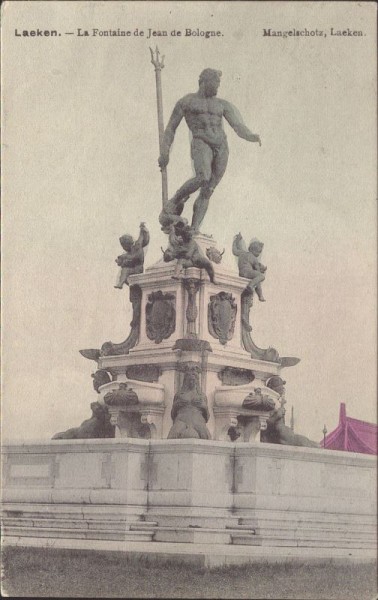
left=218, top=367, right=255, bottom=386
left=2, top=440, right=376, bottom=557
left=125, top=365, right=162, bottom=383
left=172, top=338, right=212, bottom=353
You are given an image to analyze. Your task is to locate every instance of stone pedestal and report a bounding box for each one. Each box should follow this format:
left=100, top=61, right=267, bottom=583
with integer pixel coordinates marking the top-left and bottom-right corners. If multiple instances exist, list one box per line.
left=2, top=439, right=376, bottom=560
left=86, top=234, right=294, bottom=441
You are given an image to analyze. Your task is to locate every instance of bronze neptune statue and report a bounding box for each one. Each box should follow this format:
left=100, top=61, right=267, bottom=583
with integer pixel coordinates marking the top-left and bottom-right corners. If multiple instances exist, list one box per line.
left=158, top=68, right=261, bottom=233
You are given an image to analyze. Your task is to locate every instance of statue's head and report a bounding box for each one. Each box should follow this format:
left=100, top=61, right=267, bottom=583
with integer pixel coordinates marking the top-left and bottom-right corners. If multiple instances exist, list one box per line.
left=119, top=234, right=134, bottom=251
left=248, top=239, right=264, bottom=256
left=199, top=68, right=222, bottom=97
left=91, top=369, right=111, bottom=393
left=185, top=370, right=197, bottom=390
left=180, top=364, right=201, bottom=392
left=266, top=376, right=286, bottom=397
left=90, top=401, right=105, bottom=419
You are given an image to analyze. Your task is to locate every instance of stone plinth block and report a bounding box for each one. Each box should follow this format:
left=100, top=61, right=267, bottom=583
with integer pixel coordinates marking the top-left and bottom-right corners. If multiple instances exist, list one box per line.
left=3, top=439, right=375, bottom=553
left=2, top=439, right=149, bottom=507
left=147, top=439, right=234, bottom=509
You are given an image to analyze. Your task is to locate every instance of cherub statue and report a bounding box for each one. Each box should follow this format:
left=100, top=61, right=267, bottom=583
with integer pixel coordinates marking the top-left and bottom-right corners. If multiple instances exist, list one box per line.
left=163, top=222, right=215, bottom=283
left=232, top=233, right=267, bottom=301
left=168, top=365, right=211, bottom=440
left=114, top=222, right=149, bottom=289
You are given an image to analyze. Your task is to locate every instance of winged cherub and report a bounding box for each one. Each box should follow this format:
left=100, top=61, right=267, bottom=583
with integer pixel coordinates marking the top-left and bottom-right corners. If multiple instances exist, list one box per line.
left=232, top=233, right=267, bottom=301
left=114, top=222, right=150, bottom=289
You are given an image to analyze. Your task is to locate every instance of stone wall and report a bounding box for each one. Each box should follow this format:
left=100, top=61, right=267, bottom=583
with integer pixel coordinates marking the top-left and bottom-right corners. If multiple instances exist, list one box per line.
left=2, top=439, right=376, bottom=554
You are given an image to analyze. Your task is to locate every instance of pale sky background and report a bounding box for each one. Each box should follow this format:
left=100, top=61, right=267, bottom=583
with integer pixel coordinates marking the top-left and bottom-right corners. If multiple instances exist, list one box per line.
left=2, top=1, right=377, bottom=442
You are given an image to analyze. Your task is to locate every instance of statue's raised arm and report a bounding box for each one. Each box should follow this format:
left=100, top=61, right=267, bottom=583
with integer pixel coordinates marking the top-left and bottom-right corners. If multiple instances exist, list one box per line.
left=232, top=232, right=247, bottom=257
left=135, top=222, right=150, bottom=249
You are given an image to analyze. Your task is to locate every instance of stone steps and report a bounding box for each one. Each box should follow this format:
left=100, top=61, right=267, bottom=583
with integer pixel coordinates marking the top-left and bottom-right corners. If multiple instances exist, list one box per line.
left=2, top=516, right=157, bottom=529
left=2, top=524, right=154, bottom=542
left=1, top=509, right=158, bottom=543
left=230, top=529, right=377, bottom=548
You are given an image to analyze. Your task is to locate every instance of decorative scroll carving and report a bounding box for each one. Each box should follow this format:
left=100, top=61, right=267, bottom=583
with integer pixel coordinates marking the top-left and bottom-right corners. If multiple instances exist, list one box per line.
left=125, top=365, right=162, bottom=383
left=101, top=285, right=142, bottom=356
left=240, top=289, right=280, bottom=361
left=146, top=291, right=176, bottom=344
left=218, top=367, right=255, bottom=386
left=240, top=290, right=300, bottom=367
left=208, top=292, right=237, bottom=345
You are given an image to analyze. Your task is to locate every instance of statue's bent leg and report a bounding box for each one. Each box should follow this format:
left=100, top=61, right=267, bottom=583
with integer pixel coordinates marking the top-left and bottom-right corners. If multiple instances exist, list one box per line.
left=192, top=143, right=229, bottom=232
left=246, top=272, right=265, bottom=296
left=255, top=283, right=265, bottom=302
left=193, top=251, right=215, bottom=283
left=160, top=141, right=212, bottom=232
left=210, top=144, right=229, bottom=188
left=172, top=140, right=212, bottom=205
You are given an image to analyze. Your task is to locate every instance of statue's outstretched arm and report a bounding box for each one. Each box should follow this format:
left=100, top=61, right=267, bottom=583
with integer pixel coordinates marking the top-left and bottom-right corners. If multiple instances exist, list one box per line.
left=223, top=100, right=261, bottom=145
left=159, top=101, right=184, bottom=165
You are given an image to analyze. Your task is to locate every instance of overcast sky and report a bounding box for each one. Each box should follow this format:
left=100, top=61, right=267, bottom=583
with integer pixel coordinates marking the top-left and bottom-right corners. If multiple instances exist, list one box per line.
left=2, top=1, right=376, bottom=442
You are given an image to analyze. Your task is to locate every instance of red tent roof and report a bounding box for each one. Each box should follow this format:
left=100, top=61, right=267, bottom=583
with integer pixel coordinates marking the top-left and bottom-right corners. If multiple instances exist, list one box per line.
left=320, top=403, right=377, bottom=454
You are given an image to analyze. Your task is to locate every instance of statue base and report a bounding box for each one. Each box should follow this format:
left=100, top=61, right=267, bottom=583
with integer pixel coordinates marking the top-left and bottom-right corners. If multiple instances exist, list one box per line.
left=87, top=234, right=291, bottom=442
left=2, top=439, right=376, bottom=564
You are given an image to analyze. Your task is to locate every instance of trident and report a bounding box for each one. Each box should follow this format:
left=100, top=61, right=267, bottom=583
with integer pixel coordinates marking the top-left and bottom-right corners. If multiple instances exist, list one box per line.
left=150, top=46, right=168, bottom=208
